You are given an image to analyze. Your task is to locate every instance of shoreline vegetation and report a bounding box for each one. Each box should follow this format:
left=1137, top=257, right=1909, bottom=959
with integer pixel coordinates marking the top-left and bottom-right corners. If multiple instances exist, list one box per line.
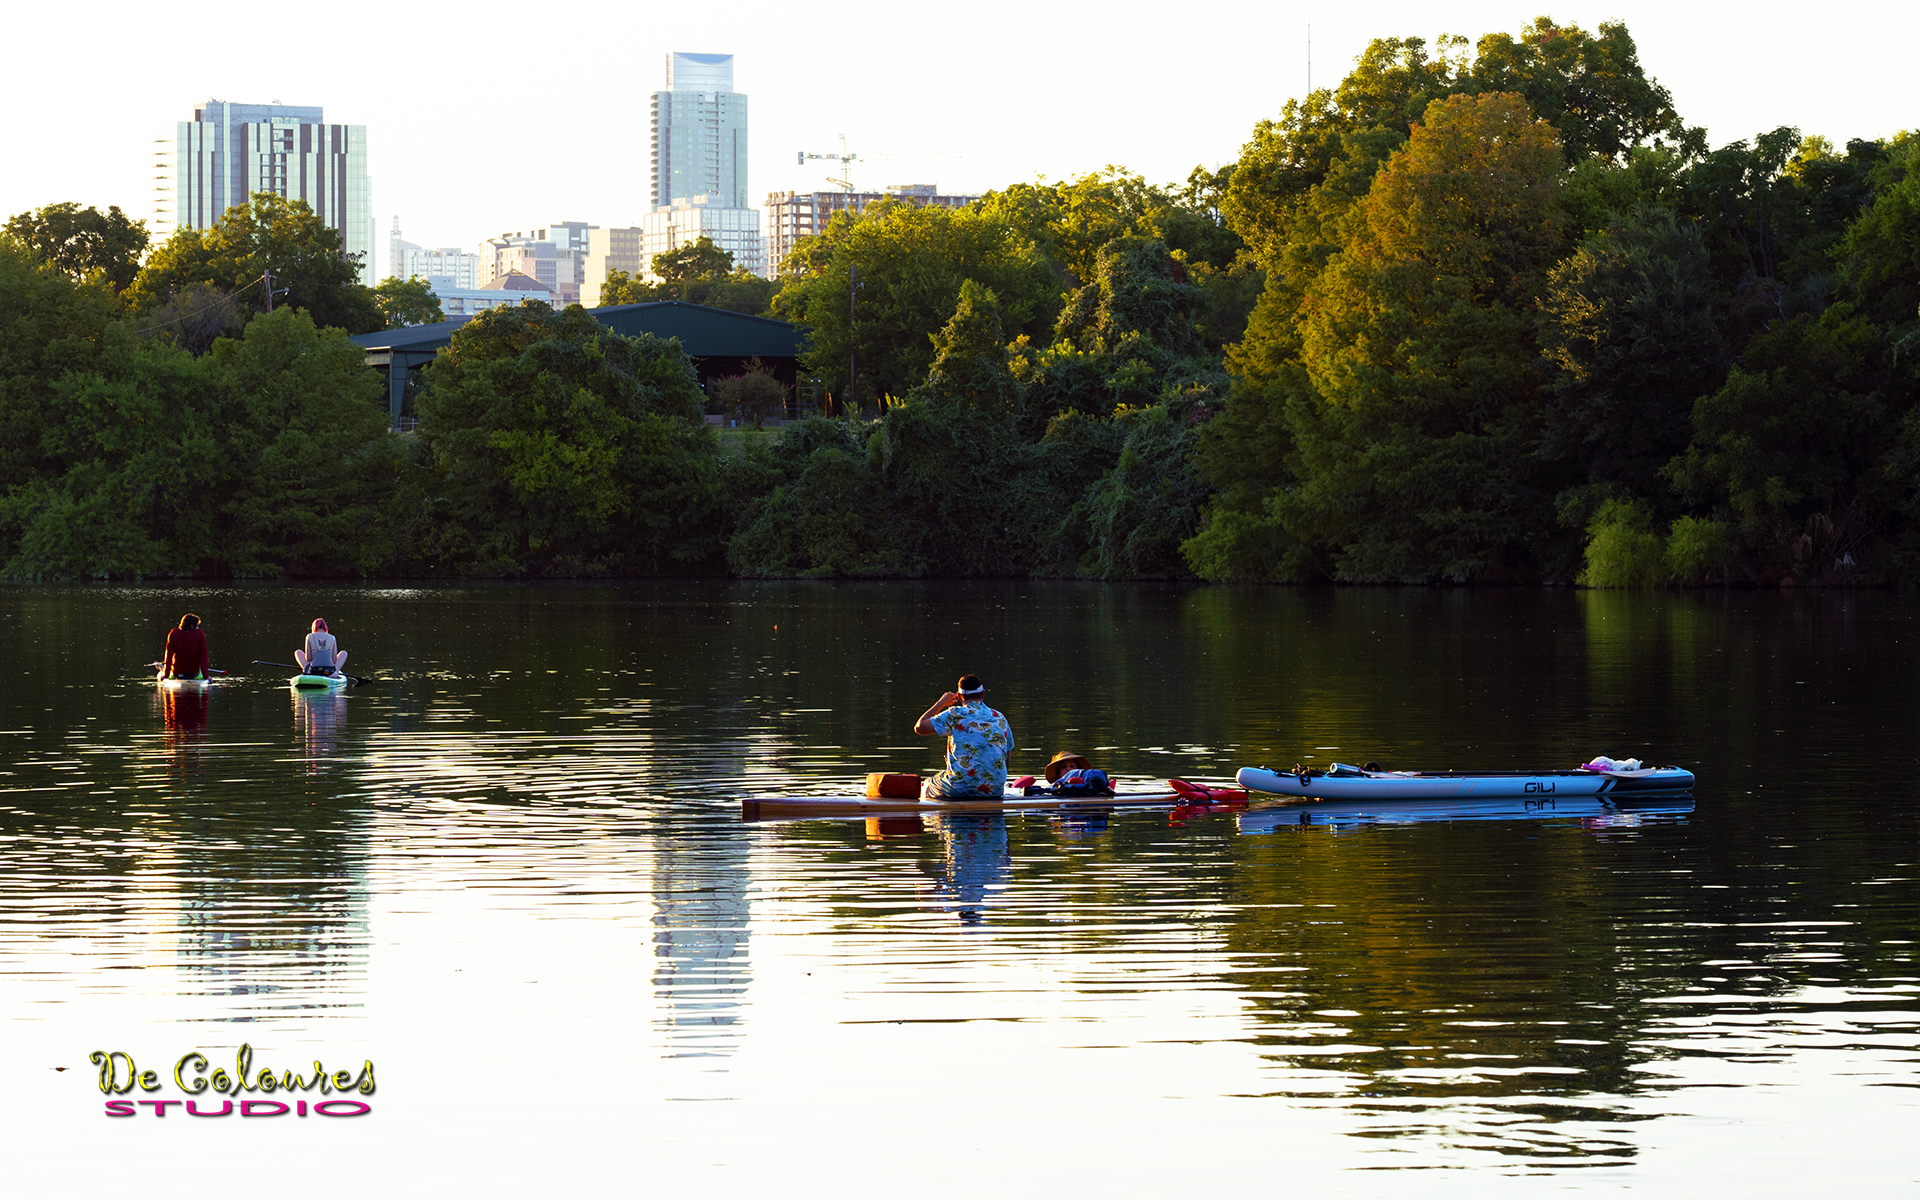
left=4, top=16, right=1917, bottom=587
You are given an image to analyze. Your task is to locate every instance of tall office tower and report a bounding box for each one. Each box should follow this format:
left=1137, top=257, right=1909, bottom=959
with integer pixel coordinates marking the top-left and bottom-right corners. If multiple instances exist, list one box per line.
left=645, top=53, right=764, bottom=280
left=650, top=53, right=750, bottom=210
left=175, top=100, right=374, bottom=285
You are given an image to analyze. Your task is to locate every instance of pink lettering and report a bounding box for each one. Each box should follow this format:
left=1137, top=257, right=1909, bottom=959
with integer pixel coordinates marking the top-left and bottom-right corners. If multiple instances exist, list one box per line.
left=137, top=1101, right=180, bottom=1116
left=313, top=1100, right=370, bottom=1117
left=241, top=1100, right=289, bottom=1117
left=104, top=1101, right=135, bottom=1117
left=186, top=1100, right=233, bottom=1117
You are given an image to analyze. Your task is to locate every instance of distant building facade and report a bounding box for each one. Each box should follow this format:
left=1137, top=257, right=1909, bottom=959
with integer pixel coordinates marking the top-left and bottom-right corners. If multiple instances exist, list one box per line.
left=391, top=217, right=480, bottom=289
left=764, top=184, right=978, bottom=275
left=436, top=285, right=546, bottom=317
left=648, top=53, right=764, bottom=279
left=583, top=226, right=644, bottom=307
left=478, top=225, right=595, bottom=305
left=463, top=270, right=556, bottom=314
left=640, top=199, right=764, bottom=281
left=175, top=100, right=373, bottom=285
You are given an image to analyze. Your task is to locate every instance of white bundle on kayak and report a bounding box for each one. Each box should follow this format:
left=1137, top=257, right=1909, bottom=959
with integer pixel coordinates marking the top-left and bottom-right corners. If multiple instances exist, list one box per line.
left=1582, top=755, right=1643, bottom=772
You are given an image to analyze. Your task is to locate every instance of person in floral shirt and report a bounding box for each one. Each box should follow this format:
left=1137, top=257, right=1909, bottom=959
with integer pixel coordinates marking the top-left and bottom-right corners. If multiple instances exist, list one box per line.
left=914, top=674, right=1016, bottom=798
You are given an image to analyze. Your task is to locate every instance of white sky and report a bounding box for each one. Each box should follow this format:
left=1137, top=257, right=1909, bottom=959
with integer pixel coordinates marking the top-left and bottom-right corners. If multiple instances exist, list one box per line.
left=6, top=1, right=1915, bottom=279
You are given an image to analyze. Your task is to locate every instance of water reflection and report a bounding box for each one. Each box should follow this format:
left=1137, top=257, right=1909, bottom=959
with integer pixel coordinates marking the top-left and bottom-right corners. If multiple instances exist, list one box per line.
left=0, top=583, right=1914, bottom=1192
left=920, top=813, right=1010, bottom=924
left=649, top=838, right=751, bottom=1058
left=292, top=689, right=348, bottom=770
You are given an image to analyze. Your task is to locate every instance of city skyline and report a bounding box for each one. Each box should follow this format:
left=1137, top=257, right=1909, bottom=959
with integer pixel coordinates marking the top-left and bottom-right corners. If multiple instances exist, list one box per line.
left=6, top=0, right=1916, bottom=283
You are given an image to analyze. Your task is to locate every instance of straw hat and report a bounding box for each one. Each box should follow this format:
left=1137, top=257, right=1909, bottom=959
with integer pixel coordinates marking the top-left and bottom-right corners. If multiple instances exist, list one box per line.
left=1045, top=751, right=1092, bottom=783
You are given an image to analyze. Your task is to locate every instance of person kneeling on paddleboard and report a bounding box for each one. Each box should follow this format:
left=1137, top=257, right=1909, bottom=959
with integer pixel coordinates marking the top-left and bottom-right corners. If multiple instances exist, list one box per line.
left=162, top=614, right=210, bottom=680
left=295, top=618, right=347, bottom=677
left=1043, top=751, right=1113, bottom=796
left=915, top=674, right=1016, bottom=799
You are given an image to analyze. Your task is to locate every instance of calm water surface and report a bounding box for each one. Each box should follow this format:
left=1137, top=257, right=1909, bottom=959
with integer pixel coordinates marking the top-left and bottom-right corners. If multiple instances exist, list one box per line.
left=1, top=582, right=1915, bottom=1197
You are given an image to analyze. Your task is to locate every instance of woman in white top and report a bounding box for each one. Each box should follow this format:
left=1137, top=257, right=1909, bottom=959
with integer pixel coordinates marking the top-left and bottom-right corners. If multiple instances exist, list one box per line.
left=295, top=618, right=347, bottom=677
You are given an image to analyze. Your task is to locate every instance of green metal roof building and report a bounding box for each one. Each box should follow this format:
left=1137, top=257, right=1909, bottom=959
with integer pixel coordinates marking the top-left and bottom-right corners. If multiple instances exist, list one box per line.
left=348, top=301, right=807, bottom=423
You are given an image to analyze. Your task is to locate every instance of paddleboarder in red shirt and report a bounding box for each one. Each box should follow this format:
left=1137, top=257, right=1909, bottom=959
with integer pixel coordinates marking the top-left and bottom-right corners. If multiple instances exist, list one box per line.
left=161, top=614, right=210, bottom=680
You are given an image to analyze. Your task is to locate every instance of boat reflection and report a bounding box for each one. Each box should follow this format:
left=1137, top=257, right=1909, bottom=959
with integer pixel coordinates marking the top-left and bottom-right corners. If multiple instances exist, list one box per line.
left=864, top=814, right=925, bottom=840
left=1049, top=808, right=1113, bottom=839
left=1236, top=793, right=1695, bottom=833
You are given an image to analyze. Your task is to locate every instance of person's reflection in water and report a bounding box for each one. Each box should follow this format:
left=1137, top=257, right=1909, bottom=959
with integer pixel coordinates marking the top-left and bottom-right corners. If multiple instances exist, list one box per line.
left=155, top=687, right=210, bottom=777
left=292, top=690, right=347, bottom=774
left=921, top=813, right=1010, bottom=925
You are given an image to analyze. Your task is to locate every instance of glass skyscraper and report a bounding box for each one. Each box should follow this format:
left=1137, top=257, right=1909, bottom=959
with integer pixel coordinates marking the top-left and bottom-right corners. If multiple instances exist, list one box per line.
left=175, top=100, right=374, bottom=285
left=640, top=53, right=765, bottom=279
left=650, top=53, right=750, bottom=210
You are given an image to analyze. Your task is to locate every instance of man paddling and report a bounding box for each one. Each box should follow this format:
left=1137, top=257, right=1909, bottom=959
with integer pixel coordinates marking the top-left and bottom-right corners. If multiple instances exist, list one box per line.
left=914, top=674, right=1016, bottom=798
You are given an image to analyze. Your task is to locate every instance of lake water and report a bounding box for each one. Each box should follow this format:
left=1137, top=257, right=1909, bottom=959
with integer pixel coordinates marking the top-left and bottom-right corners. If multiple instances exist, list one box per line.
left=2, top=582, right=1915, bottom=1197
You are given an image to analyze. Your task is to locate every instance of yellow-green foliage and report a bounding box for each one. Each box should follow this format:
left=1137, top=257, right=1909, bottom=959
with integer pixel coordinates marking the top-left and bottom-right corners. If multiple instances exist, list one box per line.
left=1576, top=500, right=1668, bottom=588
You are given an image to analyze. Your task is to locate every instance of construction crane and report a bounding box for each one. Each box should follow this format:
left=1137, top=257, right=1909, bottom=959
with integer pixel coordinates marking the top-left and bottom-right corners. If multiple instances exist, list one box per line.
left=797, top=134, right=957, bottom=193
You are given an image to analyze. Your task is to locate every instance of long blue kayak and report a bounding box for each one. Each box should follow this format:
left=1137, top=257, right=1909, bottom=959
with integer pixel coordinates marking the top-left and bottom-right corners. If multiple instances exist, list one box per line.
left=1236, top=793, right=1695, bottom=833
left=1236, top=763, right=1695, bottom=800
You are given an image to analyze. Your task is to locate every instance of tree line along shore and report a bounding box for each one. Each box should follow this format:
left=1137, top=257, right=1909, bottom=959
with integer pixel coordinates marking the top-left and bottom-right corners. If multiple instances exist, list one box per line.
left=4, top=16, right=1917, bottom=585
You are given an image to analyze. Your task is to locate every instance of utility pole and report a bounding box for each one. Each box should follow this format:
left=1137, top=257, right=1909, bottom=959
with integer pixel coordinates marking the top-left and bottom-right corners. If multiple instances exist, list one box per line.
left=847, top=264, right=858, bottom=417
left=263, top=266, right=275, bottom=313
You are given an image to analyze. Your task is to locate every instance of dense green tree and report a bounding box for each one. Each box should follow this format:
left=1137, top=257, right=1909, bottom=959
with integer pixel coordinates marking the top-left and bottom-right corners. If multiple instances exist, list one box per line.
left=3, top=202, right=149, bottom=294
left=208, top=309, right=407, bottom=574
left=0, top=325, right=219, bottom=577
left=1078, top=405, right=1210, bottom=578
left=0, top=238, right=122, bottom=492
left=129, top=281, right=247, bottom=355
left=654, top=236, right=735, bottom=282
left=1285, top=93, right=1567, bottom=580
left=727, top=418, right=904, bottom=577
left=1052, top=236, right=1204, bottom=362
left=920, top=281, right=1022, bottom=416
left=125, top=193, right=383, bottom=335
left=1537, top=207, right=1725, bottom=510
left=1837, top=152, right=1920, bottom=327
left=599, top=265, right=778, bottom=315
left=411, top=303, right=727, bottom=574
left=0, top=305, right=405, bottom=579
left=1667, top=306, right=1894, bottom=582
left=770, top=200, right=1059, bottom=405
left=599, top=237, right=779, bottom=315
left=373, top=276, right=444, bottom=327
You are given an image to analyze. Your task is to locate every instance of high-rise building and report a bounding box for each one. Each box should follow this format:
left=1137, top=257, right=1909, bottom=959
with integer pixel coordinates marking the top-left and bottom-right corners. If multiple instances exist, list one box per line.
left=651, top=53, right=750, bottom=210
left=646, top=53, right=764, bottom=280
left=763, top=184, right=980, bottom=275
left=175, top=100, right=373, bottom=285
